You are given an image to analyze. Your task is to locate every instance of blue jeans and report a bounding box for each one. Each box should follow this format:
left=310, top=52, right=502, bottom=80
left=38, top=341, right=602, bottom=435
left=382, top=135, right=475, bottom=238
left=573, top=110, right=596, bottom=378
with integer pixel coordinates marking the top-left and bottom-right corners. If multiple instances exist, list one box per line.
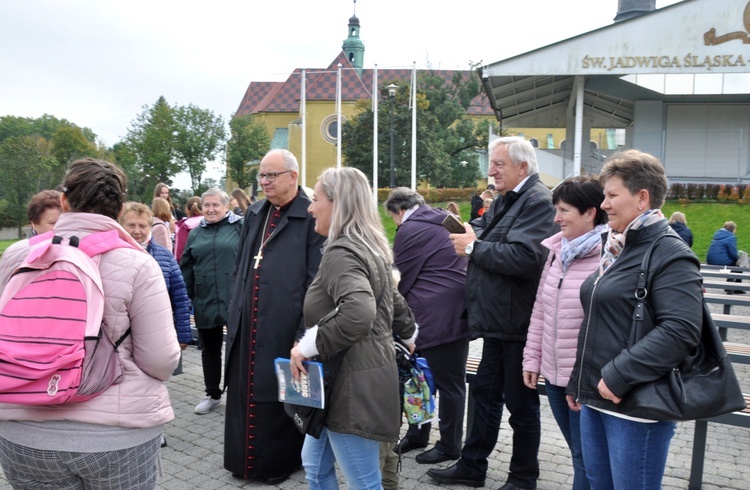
left=458, top=339, right=540, bottom=488
left=546, top=382, right=589, bottom=490
left=580, top=405, right=675, bottom=490
left=301, top=428, right=382, bottom=490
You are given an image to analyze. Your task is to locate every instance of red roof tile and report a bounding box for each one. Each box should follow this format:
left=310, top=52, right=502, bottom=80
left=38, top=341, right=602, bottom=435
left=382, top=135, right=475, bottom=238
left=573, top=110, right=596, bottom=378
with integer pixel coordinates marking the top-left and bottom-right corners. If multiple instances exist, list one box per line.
left=235, top=53, right=493, bottom=116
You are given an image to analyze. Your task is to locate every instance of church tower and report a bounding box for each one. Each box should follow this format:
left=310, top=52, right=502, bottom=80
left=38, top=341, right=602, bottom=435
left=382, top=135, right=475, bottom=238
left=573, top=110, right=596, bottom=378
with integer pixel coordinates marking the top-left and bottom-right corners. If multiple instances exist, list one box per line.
left=342, top=1, right=365, bottom=75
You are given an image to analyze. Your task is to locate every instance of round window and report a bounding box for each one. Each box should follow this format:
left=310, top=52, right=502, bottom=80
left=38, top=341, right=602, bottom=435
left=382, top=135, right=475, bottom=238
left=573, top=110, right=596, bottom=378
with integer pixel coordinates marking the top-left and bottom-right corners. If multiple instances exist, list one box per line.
left=321, top=115, right=346, bottom=144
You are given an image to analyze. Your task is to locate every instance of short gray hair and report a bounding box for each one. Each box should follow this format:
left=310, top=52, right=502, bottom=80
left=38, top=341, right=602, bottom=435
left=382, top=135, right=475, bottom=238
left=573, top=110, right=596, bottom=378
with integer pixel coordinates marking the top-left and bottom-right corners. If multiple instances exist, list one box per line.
left=201, top=187, right=230, bottom=205
left=383, top=187, right=425, bottom=215
left=264, top=149, right=300, bottom=173
left=489, top=136, right=539, bottom=176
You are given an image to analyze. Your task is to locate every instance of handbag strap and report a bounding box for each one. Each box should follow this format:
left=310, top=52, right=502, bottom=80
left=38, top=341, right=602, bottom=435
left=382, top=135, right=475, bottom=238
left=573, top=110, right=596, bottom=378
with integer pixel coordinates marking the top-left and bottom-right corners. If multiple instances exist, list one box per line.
left=632, top=232, right=679, bottom=321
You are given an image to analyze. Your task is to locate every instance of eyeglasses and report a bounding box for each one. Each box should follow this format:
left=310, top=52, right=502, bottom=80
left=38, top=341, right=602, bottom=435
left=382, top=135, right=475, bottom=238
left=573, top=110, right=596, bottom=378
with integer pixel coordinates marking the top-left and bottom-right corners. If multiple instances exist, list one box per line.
left=257, top=170, right=292, bottom=182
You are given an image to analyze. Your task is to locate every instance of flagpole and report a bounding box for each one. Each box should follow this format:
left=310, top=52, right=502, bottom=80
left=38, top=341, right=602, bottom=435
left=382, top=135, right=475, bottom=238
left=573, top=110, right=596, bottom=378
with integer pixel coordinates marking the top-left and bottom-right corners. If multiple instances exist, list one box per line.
left=411, top=61, right=417, bottom=190
left=336, top=64, right=342, bottom=168
left=300, top=69, right=306, bottom=186
left=372, top=65, right=379, bottom=203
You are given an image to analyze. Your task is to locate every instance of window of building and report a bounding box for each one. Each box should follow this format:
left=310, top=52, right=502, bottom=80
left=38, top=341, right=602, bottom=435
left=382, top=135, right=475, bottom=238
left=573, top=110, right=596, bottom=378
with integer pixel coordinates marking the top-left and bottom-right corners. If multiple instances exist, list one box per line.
left=321, top=115, right=346, bottom=144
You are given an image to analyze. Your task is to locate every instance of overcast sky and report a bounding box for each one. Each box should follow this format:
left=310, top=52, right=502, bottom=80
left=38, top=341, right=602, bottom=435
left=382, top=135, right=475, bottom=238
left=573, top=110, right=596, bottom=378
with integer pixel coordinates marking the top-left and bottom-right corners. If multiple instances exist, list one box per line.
left=0, top=0, right=681, bottom=186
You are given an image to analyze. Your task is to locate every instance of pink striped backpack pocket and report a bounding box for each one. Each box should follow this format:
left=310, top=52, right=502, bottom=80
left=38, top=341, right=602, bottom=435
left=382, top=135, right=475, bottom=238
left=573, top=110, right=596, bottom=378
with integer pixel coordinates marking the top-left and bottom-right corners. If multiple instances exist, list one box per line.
left=0, top=233, right=133, bottom=405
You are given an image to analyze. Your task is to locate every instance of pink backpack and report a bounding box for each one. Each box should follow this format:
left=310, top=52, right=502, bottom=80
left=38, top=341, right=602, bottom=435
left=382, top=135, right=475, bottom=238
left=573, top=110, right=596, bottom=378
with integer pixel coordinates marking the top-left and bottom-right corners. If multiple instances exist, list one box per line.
left=0, top=231, right=136, bottom=405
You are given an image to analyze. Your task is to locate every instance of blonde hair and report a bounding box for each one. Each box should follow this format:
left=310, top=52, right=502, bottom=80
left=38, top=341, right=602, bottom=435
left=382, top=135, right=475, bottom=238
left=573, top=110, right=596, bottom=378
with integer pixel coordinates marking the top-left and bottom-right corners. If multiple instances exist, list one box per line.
left=317, top=167, right=392, bottom=263
left=120, top=201, right=153, bottom=226
left=151, top=197, right=172, bottom=222
left=668, top=211, right=686, bottom=225
left=184, top=196, right=202, bottom=217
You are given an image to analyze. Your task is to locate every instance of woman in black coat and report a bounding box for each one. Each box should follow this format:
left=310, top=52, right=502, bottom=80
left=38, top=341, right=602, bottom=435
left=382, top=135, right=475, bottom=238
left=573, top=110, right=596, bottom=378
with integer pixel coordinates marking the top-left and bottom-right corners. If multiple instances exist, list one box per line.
left=566, top=150, right=702, bottom=490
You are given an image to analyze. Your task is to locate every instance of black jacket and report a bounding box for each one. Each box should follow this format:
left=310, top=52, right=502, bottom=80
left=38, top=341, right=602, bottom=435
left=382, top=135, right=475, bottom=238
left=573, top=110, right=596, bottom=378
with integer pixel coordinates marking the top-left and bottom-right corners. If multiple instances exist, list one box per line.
left=567, top=222, right=703, bottom=413
left=465, top=174, right=555, bottom=341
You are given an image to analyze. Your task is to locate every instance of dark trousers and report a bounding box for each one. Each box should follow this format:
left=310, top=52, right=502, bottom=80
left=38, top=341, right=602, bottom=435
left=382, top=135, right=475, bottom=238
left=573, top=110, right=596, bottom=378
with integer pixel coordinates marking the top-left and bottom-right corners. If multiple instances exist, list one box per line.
left=404, top=338, right=470, bottom=456
left=457, top=338, right=540, bottom=488
left=198, top=325, right=224, bottom=399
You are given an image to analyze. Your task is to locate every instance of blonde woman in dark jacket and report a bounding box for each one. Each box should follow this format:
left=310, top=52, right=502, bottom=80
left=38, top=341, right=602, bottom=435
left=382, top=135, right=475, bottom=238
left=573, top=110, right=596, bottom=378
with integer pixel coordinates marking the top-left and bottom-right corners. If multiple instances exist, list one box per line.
left=291, top=167, right=417, bottom=489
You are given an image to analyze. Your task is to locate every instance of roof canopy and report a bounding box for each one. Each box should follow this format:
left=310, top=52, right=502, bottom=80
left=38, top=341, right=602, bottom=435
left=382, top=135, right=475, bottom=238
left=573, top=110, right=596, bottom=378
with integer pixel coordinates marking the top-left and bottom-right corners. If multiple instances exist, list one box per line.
left=479, top=0, right=750, bottom=127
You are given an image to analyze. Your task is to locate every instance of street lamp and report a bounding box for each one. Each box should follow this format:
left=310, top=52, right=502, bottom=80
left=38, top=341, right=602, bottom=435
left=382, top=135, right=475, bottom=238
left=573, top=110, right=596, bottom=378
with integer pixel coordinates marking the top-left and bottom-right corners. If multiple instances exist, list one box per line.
left=386, top=83, right=399, bottom=188
left=460, top=160, right=468, bottom=188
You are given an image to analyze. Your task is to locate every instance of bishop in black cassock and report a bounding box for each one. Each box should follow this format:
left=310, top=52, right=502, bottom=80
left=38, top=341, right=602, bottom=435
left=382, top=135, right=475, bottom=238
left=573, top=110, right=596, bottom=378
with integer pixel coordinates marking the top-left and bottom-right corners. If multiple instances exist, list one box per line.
left=224, top=149, right=325, bottom=482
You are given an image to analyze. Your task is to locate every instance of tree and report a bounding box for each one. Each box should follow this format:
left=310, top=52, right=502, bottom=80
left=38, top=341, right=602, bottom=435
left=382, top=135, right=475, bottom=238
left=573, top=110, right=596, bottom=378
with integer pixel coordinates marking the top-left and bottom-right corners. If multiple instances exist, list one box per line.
left=111, top=141, right=141, bottom=201
left=0, top=136, right=56, bottom=237
left=0, top=114, right=96, bottom=145
left=342, top=68, right=486, bottom=188
left=122, top=96, right=181, bottom=200
left=51, top=126, right=98, bottom=165
left=225, top=114, right=270, bottom=192
left=173, top=104, right=227, bottom=193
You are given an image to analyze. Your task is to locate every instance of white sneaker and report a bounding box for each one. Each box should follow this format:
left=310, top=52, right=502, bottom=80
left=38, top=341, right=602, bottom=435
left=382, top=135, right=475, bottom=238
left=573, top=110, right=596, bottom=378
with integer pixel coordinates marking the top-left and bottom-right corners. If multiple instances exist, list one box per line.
left=194, top=395, right=221, bottom=414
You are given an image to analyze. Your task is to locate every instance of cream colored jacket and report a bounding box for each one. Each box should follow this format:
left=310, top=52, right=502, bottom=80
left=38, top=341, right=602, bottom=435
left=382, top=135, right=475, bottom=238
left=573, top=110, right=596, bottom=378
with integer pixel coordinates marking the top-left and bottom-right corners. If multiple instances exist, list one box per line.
left=0, top=213, right=180, bottom=428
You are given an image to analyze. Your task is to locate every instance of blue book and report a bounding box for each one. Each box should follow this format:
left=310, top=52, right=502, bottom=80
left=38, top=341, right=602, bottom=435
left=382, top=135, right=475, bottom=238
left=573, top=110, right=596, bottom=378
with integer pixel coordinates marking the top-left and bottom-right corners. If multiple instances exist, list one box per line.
left=274, top=358, right=325, bottom=409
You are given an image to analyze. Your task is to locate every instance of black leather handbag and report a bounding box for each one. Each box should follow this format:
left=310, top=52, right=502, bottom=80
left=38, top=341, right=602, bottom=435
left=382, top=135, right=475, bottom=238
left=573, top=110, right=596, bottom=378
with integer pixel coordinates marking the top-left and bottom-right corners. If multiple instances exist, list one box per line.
left=621, top=234, right=747, bottom=421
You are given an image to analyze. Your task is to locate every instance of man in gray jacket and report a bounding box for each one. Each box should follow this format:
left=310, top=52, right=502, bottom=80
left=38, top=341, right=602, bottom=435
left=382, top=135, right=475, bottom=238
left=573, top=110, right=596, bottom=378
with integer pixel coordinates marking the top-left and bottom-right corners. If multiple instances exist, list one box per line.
left=429, top=137, right=555, bottom=490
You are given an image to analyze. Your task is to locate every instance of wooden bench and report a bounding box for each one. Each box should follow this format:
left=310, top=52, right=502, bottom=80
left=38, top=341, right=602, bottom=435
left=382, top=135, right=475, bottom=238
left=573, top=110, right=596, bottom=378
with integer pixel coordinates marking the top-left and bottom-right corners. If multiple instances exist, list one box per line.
left=701, top=264, right=750, bottom=273
left=703, top=293, right=750, bottom=322
left=464, top=311, right=750, bottom=490
left=689, top=394, right=750, bottom=489
left=701, top=280, right=750, bottom=293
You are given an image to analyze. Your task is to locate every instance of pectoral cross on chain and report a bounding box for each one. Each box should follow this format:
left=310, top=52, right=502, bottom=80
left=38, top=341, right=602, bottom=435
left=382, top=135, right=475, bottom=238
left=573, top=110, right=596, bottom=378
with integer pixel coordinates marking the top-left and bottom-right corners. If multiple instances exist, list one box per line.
left=253, top=249, right=263, bottom=269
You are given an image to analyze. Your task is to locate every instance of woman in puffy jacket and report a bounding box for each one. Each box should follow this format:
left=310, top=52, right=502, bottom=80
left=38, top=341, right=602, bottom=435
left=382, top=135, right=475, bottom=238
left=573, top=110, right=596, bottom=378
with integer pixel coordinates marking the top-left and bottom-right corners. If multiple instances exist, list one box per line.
left=120, top=202, right=192, bottom=349
left=173, top=196, right=202, bottom=263
left=706, top=221, right=738, bottom=266
left=0, top=158, right=180, bottom=489
left=522, top=176, right=608, bottom=490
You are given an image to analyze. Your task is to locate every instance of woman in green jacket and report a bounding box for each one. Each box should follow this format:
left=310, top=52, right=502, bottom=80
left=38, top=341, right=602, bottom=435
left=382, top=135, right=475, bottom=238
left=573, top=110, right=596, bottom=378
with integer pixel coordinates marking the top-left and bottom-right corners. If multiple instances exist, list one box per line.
left=291, top=167, right=417, bottom=489
left=180, top=188, right=243, bottom=415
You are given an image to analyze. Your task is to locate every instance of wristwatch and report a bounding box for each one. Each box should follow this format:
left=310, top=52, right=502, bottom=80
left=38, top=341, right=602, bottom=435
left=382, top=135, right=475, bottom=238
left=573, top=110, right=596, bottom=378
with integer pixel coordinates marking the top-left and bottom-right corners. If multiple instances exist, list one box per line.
left=465, top=241, right=475, bottom=256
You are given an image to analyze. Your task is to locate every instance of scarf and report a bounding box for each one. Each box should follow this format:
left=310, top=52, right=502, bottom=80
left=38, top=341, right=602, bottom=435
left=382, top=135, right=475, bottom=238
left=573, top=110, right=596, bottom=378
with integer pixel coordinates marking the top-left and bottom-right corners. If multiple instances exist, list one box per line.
left=600, top=209, right=664, bottom=274
left=200, top=210, right=242, bottom=227
left=559, top=224, right=608, bottom=272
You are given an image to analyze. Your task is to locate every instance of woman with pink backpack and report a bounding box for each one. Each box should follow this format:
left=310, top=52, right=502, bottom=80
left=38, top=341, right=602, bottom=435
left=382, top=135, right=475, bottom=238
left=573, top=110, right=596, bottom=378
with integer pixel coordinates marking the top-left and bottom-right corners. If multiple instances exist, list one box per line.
left=0, top=158, right=181, bottom=489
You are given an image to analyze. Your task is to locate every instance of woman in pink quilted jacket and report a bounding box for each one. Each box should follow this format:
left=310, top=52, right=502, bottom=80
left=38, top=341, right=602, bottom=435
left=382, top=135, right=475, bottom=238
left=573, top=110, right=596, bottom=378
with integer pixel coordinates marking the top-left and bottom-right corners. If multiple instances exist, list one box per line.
left=0, top=158, right=181, bottom=489
left=522, top=176, right=608, bottom=490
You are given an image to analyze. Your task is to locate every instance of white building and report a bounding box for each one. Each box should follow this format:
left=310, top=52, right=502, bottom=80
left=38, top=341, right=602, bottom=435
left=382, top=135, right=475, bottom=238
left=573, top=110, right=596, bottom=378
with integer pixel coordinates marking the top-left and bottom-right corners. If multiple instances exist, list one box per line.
left=479, top=0, right=750, bottom=184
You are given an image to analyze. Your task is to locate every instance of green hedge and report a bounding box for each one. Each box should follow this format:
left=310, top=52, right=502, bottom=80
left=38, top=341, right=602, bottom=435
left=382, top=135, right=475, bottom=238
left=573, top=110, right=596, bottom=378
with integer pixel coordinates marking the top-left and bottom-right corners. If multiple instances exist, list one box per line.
left=377, top=187, right=479, bottom=203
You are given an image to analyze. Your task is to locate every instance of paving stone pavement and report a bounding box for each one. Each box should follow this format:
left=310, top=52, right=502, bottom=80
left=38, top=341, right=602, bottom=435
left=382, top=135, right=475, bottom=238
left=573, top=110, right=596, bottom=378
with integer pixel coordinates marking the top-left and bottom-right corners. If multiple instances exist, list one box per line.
left=1, top=302, right=748, bottom=489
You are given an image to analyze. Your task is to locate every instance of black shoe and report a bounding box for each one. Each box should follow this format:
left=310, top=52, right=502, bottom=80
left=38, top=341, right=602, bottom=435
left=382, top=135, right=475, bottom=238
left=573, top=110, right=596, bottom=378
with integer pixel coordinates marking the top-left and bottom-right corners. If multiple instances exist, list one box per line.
left=498, top=482, right=536, bottom=490
left=735, top=290, right=746, bottom=294
left=264, top=472, right=292, bottom=485
left=394, top=438, right=428, bottom=454
left=427, top=464, right=485, bottom=487
left=416, top=447, right=460, bottom=464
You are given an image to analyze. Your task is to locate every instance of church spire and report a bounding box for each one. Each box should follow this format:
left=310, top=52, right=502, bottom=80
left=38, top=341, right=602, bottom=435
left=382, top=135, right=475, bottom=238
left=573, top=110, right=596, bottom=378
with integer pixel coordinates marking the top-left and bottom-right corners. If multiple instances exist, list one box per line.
left=342, top=0, right=365, bottom=75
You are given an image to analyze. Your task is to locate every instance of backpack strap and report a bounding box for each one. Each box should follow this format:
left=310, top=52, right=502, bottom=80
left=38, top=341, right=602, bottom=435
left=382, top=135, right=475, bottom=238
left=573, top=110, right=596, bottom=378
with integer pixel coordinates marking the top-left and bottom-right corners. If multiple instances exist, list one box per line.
left=114, top=327, right=132, bottom=348
left=78, top=230, right=138, bottom=258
